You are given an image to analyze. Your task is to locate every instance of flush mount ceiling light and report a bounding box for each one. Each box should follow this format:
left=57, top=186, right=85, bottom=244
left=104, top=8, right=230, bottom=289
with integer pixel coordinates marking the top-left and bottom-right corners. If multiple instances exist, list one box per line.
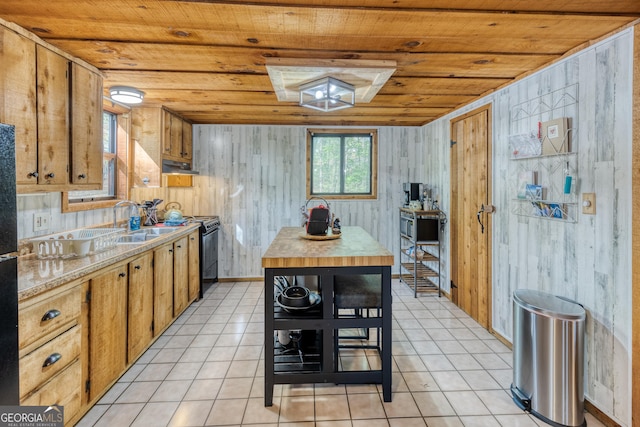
left=265, top=58, right=397, bottom=110
left=109, top=86, right=145, bottom=104
left=299, top=77, right=355, bottom=112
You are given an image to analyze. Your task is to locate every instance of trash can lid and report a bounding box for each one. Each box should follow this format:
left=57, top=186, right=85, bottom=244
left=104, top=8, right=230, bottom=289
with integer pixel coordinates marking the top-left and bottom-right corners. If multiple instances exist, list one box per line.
left=513, top=289, right=585, bottom=320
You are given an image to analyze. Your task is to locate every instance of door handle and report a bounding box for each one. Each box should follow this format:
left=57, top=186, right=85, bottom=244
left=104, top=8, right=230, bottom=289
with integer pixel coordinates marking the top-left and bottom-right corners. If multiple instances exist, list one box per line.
left=476, top=204, right=495, bottom=234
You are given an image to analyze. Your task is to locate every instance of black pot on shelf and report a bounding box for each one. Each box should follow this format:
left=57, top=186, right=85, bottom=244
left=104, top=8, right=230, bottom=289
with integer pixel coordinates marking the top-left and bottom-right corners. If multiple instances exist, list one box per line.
left=281, top=286, right=310, bottom=307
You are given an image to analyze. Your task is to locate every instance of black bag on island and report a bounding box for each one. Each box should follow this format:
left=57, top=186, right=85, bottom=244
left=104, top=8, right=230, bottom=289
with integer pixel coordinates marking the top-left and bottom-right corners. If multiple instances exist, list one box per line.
left=306, top=205, right=330, bottom=235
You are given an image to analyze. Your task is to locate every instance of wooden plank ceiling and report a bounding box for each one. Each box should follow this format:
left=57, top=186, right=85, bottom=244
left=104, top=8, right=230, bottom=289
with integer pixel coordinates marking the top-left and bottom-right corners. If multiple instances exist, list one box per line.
left=0, top=1, right=639, bottom=126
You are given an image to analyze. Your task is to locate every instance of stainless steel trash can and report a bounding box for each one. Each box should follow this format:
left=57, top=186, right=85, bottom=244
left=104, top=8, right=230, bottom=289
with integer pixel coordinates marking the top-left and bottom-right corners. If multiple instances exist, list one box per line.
left=511, top=289, right=586, bottom=427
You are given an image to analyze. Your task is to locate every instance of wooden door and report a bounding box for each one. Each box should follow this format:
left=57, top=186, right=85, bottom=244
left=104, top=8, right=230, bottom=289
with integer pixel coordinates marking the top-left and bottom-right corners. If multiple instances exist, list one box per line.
left=36, top=46, right=69, bottom=185
left=0, top=28, right=38, bottom=185
left=154, top=243, right=174, bottom=335
left=127, top=252, right=154, bottom=362
left=70, top=63, right=103, bottom=186
left=173, top=236, right=189, bottom=316
left=89, top=263, right=127, bottom=400
left=450, top=105, right=492, bottom=328
left=188, top=230, right=200, bottom=302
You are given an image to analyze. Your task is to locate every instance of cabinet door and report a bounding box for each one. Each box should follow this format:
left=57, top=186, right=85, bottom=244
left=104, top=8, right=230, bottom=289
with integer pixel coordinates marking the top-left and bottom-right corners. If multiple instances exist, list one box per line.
left=188, top=230, right=200, bottom=302
left=162, top=109, right=172, bottom=157
left=89, top=263, right=127, bottom=400
left=182, top=120, right=192, bottom=160
left=170, top=114, right=183, bottom=158
left=36, top=45, right=69, bottom=185
left=127, top=252, right=154, bottom=363
left=70, top=63, right=103, bottom=186
left=0, top=28, right=38, bottom=185
left=154, top=243, right=174, bottom=335
left=131, top=107, right=162, bottom=187
left=173, top=236, right=189, bottom=316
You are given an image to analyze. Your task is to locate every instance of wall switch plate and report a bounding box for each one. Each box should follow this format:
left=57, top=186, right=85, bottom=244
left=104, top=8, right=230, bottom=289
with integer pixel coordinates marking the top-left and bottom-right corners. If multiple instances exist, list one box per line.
left=582, top=193, right=596, bottom=215
left=33, top=213, right=50, bottom=232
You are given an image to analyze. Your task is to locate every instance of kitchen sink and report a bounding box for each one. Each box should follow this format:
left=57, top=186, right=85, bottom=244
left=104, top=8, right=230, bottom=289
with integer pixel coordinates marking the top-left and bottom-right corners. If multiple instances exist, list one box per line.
left=143, top=226, right=181, bottom=235
left=117, top=233, right=160, bottom=244
left=116, top=227, right=181, bottom=245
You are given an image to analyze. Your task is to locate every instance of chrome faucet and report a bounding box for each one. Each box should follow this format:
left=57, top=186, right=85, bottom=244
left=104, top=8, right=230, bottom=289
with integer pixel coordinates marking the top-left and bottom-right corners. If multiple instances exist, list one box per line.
left=113, top=200, right=140, bottom=231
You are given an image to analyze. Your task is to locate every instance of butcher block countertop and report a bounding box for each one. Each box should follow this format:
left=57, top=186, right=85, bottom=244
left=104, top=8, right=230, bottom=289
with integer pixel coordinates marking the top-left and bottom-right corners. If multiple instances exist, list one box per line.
left=262, top=226, right=394, bottom=269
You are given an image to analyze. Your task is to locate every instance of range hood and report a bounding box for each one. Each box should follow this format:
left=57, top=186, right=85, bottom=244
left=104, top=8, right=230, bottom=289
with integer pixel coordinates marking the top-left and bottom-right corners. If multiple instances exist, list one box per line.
left=162, top=159, right=200, bottom=175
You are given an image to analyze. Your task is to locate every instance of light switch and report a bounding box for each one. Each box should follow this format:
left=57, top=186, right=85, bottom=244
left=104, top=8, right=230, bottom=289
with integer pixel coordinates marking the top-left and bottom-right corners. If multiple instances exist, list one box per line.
left=582, top=193, right=596, bottom=215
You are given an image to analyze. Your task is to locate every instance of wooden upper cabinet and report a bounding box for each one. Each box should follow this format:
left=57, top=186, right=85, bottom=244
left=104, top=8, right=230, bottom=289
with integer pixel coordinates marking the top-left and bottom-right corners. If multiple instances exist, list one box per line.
left=131, top=106, right=193, bottom=188
left=70, top=63, right=103, bottom=187
left=131, top=107, right=163, bottom=188
left=1, top=24, right=104, bottom=193
left=0, top=27, right=38, bottom=185
left=182, top=120, right=193, bottom=160
left=36, top=45, right=70, bottom=186
left=169, top=114, right=183, bottom=158
left=162, top=108, right=172, bottom=157
left=161, top=108, right=191, bottom=162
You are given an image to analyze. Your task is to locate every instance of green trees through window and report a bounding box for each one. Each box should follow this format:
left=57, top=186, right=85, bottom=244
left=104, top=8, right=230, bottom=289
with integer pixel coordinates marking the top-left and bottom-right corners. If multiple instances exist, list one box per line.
left=307, top=129, right=377, bottom=199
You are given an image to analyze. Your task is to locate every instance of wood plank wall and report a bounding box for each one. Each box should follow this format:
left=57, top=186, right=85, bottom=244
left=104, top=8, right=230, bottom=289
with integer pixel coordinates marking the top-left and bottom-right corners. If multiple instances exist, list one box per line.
left=423, top=29, right=634, bottom=426
left=631, top=22, right=639, bottom=427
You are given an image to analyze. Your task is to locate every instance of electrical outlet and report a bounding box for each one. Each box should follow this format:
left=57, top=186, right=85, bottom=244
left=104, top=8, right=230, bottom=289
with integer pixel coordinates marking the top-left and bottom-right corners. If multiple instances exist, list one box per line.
left=582, top=193, right=596, bottom=215
left=33, top=213, right=50, bottom=232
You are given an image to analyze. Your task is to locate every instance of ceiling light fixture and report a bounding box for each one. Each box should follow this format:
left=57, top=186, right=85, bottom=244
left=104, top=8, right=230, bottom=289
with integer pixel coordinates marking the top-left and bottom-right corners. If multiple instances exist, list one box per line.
left=109, top=86, right=145, bottom=104
left=299, top=77, right=355, bottom=112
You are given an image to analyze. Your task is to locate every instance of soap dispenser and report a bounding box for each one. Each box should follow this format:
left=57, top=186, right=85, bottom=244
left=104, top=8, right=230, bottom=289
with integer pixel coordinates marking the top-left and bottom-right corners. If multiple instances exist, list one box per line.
left=129, top=204, right=141, bottom=231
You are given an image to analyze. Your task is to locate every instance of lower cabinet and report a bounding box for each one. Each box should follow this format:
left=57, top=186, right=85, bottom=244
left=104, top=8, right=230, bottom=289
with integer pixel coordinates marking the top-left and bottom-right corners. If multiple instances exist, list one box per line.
left=88, top=262, right=128, bottom=401
left=154, top=242, right=175, bottom=335
left=188, top=230, right=200, bottom=301
left=18, top=283, right=83, bottom=424
left=127, top=252, right=154, bottom=363
left=18, top=229, right=199, bottom=425
left=173, top=236, right=189, bottom=316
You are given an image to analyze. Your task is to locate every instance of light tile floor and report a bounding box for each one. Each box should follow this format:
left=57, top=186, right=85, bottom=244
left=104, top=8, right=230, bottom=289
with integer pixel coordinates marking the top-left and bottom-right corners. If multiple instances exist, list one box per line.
left=77, top=280, right=603, bottom=427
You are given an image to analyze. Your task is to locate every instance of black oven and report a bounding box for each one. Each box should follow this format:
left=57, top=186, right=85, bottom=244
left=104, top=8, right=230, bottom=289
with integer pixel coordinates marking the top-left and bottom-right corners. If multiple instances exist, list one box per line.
left=190, top=216, right=220, bottom=298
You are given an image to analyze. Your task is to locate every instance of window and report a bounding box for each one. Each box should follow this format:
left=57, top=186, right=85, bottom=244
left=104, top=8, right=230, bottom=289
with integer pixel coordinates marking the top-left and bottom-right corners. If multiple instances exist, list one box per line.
left=62, top=100, right=129, bottom=212
left=307, top=129, right=377, bottom=199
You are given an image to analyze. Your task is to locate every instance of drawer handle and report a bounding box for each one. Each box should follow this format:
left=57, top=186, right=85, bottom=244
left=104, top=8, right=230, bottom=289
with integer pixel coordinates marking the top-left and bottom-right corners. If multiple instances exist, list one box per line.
left=41, top=309, right=61, bottom=322
left=45, top=172, right=55, bottom=179
left=43, top=353, right=62, bottom=368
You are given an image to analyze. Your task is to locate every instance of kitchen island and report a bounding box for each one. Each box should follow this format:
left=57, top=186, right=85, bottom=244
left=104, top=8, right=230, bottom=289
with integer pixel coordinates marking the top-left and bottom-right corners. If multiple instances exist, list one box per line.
left=261, top=226, right=394, bottom=406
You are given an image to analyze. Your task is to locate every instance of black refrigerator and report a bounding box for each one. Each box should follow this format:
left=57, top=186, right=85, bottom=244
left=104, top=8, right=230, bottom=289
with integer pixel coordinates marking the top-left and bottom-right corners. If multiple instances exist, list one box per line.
left=0, top=123, right=19, bottom=405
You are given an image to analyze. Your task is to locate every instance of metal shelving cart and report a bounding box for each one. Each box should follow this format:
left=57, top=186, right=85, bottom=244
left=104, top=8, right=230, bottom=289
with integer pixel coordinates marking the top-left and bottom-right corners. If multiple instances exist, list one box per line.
left=399, top=208, right=446, bottom=297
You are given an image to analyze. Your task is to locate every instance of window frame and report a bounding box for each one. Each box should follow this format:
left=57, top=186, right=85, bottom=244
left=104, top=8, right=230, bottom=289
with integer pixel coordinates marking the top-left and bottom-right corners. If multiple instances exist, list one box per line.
left=61, top=98, right=130, bottom=213
left=306, top=128, right=378, bottom=200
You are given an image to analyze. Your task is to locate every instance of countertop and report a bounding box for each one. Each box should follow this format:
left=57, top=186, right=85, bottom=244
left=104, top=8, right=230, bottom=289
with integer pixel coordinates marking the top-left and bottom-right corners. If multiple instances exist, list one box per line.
left=261, top=226, right=394, bottom=269
left=18, top=223, right=200, bottom=301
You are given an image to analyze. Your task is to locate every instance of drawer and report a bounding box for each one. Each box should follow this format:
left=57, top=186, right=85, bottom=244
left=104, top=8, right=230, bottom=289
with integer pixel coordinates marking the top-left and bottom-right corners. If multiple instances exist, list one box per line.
left=20, top=325, right=81, bottom=398
left=19, top=286, right=82, bottom=351
left=22, top=359, right=82, bottom=424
